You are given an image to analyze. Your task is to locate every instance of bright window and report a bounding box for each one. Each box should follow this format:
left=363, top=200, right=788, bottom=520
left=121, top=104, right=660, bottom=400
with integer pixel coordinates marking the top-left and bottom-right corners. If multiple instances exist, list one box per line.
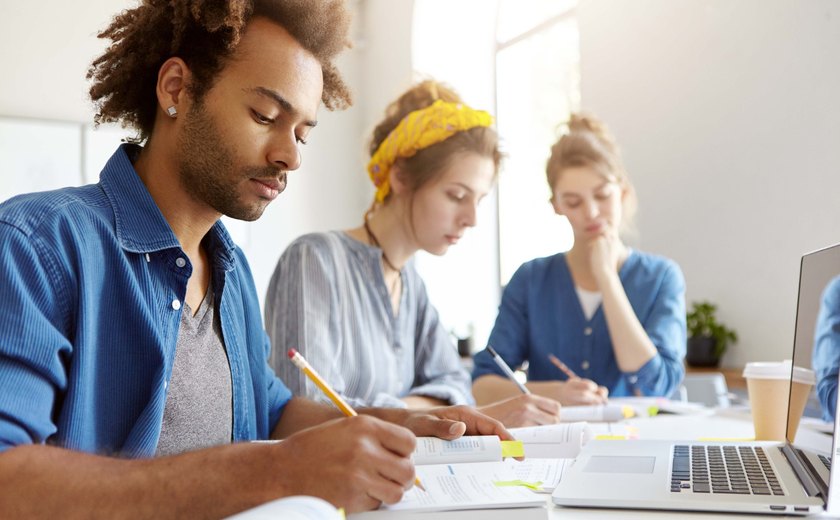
left=412, top=0, right=581, bottom=350
left=496, top=1, right=580, bottom=284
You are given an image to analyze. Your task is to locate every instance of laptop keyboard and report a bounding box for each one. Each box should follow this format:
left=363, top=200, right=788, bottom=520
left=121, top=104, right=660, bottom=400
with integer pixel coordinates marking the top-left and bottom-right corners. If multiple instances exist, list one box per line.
left=819, top=454, right=831, bottom=471
left=670, top=445, right=784, bottom=495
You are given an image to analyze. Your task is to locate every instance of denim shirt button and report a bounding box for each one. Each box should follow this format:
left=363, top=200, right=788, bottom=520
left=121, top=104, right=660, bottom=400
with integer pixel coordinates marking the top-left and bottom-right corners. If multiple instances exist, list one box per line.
left=175, top=257, right=187, bottom=268
left=581, top=360, right=590, bottom=370
left=629, top=375, right=639, bottom=384
left=171, top=299, right=181, bottom=310
left=584, top=327, right=593, bottom=336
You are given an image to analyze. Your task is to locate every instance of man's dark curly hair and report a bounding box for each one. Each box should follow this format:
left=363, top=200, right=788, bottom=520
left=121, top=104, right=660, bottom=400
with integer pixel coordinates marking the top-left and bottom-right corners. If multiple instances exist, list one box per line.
left=88, top=0, right=353, bottom=141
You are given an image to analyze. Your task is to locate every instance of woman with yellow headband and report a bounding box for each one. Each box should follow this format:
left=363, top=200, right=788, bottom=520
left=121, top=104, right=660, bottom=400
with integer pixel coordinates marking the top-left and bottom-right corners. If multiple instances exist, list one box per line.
left=264, top=81, right=562, bottom=427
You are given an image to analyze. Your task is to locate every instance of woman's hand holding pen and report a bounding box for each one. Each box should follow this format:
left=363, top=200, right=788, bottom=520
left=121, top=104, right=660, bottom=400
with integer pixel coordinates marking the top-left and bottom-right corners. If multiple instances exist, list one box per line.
left=527, top=379, right=608, bottom=406
left=477, top=394, right=562, bottom=428
left=542, top=353, right=609, bottom=405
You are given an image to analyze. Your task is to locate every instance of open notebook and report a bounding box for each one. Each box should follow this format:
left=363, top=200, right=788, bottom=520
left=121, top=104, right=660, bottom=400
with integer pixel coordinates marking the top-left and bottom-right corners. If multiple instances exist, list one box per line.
left=352, top=423, right=589, bottom=517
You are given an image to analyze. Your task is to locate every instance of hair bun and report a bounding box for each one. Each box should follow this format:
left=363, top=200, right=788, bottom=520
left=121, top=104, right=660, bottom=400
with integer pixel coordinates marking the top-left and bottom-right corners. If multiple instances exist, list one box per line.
left=567, top=112, right=616, bottom=151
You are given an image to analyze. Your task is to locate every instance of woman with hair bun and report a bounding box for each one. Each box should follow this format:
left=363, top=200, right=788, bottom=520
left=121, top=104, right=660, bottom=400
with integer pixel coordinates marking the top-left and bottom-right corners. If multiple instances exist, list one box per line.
left=265, top=80, right=562, bottom=427
left=472, top=113, right=687, bottom=406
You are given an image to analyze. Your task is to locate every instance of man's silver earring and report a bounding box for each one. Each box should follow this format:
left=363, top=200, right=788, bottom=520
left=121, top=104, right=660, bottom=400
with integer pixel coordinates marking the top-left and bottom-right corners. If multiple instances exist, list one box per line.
left=166, top=106, right=178, bottom=118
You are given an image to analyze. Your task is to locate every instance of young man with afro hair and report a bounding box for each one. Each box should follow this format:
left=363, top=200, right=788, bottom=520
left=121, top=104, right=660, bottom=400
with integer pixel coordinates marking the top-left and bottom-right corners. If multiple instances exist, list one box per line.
left=0, top=1, right=510, bottom=516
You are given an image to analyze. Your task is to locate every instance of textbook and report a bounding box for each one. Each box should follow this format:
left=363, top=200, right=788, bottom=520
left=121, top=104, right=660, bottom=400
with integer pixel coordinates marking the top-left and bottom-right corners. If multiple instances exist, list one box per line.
left=415, top=422, right=592, bottom=463
left=357, top=426, right=587, bottom=517
left=364, top=460, right=547, bottom=515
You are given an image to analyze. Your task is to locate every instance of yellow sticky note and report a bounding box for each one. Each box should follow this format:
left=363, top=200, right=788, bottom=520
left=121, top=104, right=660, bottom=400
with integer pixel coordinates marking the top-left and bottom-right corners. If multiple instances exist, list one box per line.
left=500, top=440, right=524, bottom=458
left=621, top=405, right=635, bottom=418
left=493, top=479, right=543, bottom=491
left=595, top=434, right=627, bottom=440
left=337, top=508, right=346, bottom=519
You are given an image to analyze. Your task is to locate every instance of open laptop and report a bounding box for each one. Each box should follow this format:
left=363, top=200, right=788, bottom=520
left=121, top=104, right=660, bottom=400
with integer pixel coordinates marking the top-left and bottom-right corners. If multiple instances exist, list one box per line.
left=552, top=243, right=840, bottom=515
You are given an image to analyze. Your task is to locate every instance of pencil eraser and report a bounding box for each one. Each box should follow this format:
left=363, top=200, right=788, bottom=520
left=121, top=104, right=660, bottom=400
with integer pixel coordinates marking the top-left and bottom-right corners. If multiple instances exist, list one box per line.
left=287, top=348, right=297, bottom=358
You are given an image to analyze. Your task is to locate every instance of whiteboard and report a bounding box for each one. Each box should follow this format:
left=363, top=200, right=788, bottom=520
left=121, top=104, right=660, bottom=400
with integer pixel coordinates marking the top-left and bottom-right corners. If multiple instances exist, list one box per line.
left=83, top=123, right=130, bottom=183
left=0, top=117, right=83, bottom=203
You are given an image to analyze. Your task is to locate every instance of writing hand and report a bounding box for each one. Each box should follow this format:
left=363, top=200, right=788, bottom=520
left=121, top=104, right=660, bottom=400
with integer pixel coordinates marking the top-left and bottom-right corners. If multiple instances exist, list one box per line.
left=273, top=415, right=416, bottom=513
left=527, top=379, right=608, bottom=406
left=478, top=394, right=562, bottom=428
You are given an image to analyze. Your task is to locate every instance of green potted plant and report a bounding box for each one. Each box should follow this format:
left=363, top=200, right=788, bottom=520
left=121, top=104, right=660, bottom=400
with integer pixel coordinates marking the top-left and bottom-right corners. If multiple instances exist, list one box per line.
left=685, top=301, right=738, bottom=367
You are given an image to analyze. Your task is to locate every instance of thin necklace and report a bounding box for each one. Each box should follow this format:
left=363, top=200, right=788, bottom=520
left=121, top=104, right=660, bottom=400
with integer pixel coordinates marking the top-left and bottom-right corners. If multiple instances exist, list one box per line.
left=363, top=219, right=401, bottom=272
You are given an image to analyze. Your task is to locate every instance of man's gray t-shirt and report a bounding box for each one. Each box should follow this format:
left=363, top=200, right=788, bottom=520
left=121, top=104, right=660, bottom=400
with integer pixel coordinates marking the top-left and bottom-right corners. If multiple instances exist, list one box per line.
left=156, top=285, right=232, bottom=456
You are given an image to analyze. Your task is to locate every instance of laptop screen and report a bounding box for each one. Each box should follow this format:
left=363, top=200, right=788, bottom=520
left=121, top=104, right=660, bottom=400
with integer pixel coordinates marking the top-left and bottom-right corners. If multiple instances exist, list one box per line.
left=789, top=243, right=840, bottom=510
left=789, top=243, right=840, bottom=440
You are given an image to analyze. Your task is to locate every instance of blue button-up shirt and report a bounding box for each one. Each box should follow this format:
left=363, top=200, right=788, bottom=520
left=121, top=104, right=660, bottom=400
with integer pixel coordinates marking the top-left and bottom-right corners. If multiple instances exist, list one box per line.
left=814, top=275, right=840, bottom=422
left=472, top=251, right=686, bottom=397
left=0, top=144, right=291, bottom=457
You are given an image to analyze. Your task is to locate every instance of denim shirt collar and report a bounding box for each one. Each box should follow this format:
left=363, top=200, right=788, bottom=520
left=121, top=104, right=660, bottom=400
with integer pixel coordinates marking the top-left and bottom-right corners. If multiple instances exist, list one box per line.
left=99, top=144, right=236, bottom=269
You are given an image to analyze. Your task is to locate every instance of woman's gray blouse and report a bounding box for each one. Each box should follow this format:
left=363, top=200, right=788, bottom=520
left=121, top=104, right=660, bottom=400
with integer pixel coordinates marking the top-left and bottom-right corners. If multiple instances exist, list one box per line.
left=264, top=231, right=474, bottom=408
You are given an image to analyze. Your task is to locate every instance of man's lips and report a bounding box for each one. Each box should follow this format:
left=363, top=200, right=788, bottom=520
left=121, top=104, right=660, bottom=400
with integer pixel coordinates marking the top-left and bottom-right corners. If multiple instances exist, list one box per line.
left=251, top=175, right=286, bottom=199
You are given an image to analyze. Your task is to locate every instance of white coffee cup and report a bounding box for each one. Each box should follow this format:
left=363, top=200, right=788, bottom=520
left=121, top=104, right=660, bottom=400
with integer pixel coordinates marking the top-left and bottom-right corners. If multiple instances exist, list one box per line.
left=742, top=360, right=815, bottom=442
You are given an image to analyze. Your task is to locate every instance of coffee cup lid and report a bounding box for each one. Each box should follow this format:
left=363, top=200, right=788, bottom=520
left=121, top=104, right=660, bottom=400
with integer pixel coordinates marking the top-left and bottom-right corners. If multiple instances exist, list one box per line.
left=742, top=360, right=792, bottom=380
left=792, top=365, right=816, bottom=385
left=742, top=360, right=815, bottom=384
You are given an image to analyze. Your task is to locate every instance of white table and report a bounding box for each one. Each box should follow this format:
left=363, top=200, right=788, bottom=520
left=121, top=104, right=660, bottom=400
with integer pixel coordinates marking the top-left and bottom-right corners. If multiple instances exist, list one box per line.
left=349, top=408, right=836, bottom=519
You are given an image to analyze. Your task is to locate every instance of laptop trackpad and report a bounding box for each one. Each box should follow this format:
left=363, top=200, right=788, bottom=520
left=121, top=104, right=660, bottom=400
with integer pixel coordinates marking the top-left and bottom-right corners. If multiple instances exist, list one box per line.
left=583, top=456, right=656, bottom=473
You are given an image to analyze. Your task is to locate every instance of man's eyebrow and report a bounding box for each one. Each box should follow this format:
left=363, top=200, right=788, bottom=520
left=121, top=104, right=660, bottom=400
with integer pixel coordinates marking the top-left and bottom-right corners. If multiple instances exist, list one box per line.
left=249, top=87, right=318, bottom=128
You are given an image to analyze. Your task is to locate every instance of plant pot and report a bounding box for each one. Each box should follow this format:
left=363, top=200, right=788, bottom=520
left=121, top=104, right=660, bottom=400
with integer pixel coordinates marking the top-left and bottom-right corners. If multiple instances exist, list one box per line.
left=686, top=336, right=720, bottom=367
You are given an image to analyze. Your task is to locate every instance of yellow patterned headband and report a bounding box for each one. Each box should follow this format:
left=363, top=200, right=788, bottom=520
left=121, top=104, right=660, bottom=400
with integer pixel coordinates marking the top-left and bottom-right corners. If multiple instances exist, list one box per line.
left=367, top=99, right=494, bottom=203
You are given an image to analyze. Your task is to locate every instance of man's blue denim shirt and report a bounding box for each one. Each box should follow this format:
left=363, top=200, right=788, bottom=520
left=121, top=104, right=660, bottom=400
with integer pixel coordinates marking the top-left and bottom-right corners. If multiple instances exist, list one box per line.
left=0, top=144, right=292, bottom=457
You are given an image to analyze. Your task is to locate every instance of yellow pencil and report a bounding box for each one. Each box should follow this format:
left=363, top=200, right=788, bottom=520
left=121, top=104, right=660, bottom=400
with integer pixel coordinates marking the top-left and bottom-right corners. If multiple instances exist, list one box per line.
left=288, top=348, right=357, bottom=416
left=287, top=348, right=425, bottom=492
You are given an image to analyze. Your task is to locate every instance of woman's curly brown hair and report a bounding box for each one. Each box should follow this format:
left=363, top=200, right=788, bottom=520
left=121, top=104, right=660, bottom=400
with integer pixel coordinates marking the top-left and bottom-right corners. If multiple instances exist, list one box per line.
left=88, top=0, right=353, bottom=141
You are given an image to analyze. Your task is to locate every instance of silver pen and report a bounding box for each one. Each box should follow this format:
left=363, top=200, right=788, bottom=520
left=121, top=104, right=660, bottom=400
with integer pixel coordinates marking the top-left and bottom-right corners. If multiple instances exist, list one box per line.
left=486, top=345, right=530, bottom=394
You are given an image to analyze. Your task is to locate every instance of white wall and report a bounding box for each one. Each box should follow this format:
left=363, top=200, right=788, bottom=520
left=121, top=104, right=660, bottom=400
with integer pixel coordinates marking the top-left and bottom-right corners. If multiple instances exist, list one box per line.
left=578, top=0, right=840, bottom=367
left=0, top=1, right=118, bottom=122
